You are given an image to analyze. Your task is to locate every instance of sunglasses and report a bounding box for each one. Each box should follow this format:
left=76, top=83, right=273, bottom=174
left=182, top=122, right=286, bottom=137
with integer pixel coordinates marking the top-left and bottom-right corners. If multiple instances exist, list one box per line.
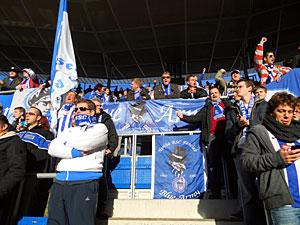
left=26, top=112, right=36, bottom=116
left=162, top=76, right=171, bottom=79
left=268, top=54, right=275, bottom=58
left=74, top=107, right=91, bottom=112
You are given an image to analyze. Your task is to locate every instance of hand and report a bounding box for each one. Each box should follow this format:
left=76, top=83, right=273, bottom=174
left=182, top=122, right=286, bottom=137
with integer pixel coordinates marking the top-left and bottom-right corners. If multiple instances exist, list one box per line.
left=17, top=85, right=22, bottom=91
left=220, top=68, right=226, bottom=74
left=188, top=87, right=196, bottom=94
left=202, top=68, right=206, bottom=73
left=105, top=149, right=112, bottom=155
left=280, top=149, right=300, bottom=164
left=275, top=74, right=281, bottom=82
left=0, top=80, right=3, bottom=85
left=177, top=110, right=183, bottom=119
left=237, top=115, right=249, bottom=127
left=261, top=37, right=267, bottom=44
left=82, top=150, right=92, bottom=156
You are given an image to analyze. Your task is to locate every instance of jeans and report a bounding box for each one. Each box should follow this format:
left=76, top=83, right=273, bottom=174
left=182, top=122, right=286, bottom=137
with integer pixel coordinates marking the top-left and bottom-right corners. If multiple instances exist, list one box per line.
left=271, top=206, right=300, bottom=225
left=234, top=152, right=267, bottom=225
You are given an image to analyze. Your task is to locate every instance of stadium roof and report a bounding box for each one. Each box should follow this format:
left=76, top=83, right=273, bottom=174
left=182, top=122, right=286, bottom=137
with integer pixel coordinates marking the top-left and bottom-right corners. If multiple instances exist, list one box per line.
left=0, top=0, right=299, bottom=81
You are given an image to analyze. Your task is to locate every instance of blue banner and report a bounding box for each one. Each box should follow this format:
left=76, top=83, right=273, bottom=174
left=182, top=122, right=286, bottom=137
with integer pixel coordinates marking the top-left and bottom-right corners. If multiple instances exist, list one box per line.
left=265, top=68, right=300, bottom=100
left=0, top=93, right=14, bottom=116
left=152, top=135, right=205, bottom=199
left=102, top=99, right=206, bottom=134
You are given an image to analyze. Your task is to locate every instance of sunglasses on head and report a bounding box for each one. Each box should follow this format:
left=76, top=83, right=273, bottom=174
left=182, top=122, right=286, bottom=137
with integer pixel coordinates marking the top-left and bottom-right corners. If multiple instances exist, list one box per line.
left=74, top=107, right=91, bottom=112
left=162, top=76, right=171, bottom=79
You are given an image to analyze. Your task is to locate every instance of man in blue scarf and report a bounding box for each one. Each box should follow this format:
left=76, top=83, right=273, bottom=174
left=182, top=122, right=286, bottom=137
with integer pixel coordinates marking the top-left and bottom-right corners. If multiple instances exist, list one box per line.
left=154, top=72, right=180, bottom=99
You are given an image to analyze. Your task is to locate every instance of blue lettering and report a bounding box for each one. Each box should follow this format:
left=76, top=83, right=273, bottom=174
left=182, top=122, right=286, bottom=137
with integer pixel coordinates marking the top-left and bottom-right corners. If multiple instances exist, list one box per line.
left=55, top=79, right=64, bottom=89
left=57, top=58, right=64, bottom=65
left=66, top=63, right=73, bottom=70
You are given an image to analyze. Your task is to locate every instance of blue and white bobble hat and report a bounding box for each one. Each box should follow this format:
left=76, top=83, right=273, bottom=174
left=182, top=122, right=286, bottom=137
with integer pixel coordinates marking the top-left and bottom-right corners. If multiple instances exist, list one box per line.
left=22, top=68, right=35, bottom=77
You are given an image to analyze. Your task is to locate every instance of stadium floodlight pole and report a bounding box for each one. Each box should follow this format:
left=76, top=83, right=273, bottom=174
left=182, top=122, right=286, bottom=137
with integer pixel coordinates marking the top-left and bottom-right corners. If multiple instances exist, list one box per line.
left=50, top=0, right=78, bottom=135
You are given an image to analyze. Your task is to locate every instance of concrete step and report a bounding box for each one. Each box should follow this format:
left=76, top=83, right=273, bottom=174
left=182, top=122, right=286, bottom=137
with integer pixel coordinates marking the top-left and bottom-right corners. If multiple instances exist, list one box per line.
left=96, top=218, right=243, bottom=225
left=106, top=199, right=239, bottom=219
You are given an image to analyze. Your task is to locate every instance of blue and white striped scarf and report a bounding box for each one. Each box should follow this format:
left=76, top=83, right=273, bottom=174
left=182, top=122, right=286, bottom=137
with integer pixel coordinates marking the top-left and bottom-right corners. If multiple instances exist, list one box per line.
left=162, top=84, right=172, bottom=96
left=239, top=96, right=255, bottom=137
left=134, top=89, right=142, bottom=101
left=212, top=100, right=224, bottom=120
left=265, top=64, right=275, bottom=85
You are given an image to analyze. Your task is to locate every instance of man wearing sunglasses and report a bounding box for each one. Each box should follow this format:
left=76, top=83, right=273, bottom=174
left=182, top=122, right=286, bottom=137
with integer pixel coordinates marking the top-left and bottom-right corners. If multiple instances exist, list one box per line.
left=254, top=37, right=292, bottom=86
left=16, top=106, right=54, bottom=218
left=48, top=99, right=108, bottom=225
left=154, top=72, right=180, bottom=99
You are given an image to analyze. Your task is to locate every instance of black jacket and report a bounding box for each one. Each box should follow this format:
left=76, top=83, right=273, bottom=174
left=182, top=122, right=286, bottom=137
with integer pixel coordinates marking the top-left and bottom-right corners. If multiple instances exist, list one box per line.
left=154, top=83, right=180, bottom=99
left=0, top=132, right=27, bottom=199
left=182, top=98, right=232, bottom=145
left=97, top=111, right=118, bottom=154
left=17, top=126, right=54, bottom=173
left=241, top=124, right=297, bottom=209
left=180, top=87, right=208, bottom=99
left=225, top=97, right=268, bottom=155
left=127, top=87, right=151, bottom=101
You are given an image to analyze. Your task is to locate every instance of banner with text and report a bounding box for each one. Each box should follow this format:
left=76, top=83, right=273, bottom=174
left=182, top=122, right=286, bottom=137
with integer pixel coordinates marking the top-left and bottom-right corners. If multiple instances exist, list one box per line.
left=152, top=134, right=205, bottom=199
left=102, top=99, right=205, bottom=134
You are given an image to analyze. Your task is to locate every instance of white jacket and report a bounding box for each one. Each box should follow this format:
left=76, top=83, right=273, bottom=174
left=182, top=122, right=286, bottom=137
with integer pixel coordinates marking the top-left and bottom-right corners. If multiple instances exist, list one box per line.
left=49, top=123, right=108, bottom=180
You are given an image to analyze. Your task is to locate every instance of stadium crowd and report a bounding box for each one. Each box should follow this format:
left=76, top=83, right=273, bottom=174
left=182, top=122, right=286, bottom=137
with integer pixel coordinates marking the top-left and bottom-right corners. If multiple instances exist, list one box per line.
left=0, top=37, right=300, bottom=225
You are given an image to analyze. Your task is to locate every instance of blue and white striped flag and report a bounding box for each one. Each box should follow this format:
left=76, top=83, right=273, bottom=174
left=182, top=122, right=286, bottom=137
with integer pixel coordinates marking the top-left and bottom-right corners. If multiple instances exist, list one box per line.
left=50, top=0, right=78, bottom=134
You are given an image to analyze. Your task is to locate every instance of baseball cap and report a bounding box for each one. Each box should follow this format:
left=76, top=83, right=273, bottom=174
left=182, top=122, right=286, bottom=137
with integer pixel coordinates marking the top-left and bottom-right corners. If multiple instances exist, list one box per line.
left=8, top=66, right=19, bottom=73
left=231, top=69, right=240, bottom=74
left=22, top=68, right=35, bottom=77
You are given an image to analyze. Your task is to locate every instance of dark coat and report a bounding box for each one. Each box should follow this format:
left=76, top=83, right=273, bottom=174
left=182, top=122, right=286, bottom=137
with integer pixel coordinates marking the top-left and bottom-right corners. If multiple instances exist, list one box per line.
left=17, top=126, right=54, bottom=173
left=182, top=98, right=232, bottom=145
left=127, top=87, right=150, bottom=101
left=154, top=83, right=180, bottom=99
left=241, top=124, right=296, bottom=210
left=97, top=111, right=118, bottom=154
left=0, top=132, right=27, bottom=199
left=225, top=98, right=268, bottom=155
left=0, top=76, right=22, bottom=91
left=180, top=87, right=208, bottom=99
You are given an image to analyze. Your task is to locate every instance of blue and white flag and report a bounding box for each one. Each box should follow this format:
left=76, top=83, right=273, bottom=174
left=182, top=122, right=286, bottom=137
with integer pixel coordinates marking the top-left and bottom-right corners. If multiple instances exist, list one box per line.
left=50, top=0, right=78, bottom=134
left=152, top=134, right=206, bottom=199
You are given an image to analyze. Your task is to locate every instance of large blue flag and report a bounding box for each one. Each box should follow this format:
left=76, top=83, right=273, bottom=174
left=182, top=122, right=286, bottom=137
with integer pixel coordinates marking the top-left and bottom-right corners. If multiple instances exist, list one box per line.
left=152, top=134, right=206, bottom=199
left=50, top=0, right=78, bottom=134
